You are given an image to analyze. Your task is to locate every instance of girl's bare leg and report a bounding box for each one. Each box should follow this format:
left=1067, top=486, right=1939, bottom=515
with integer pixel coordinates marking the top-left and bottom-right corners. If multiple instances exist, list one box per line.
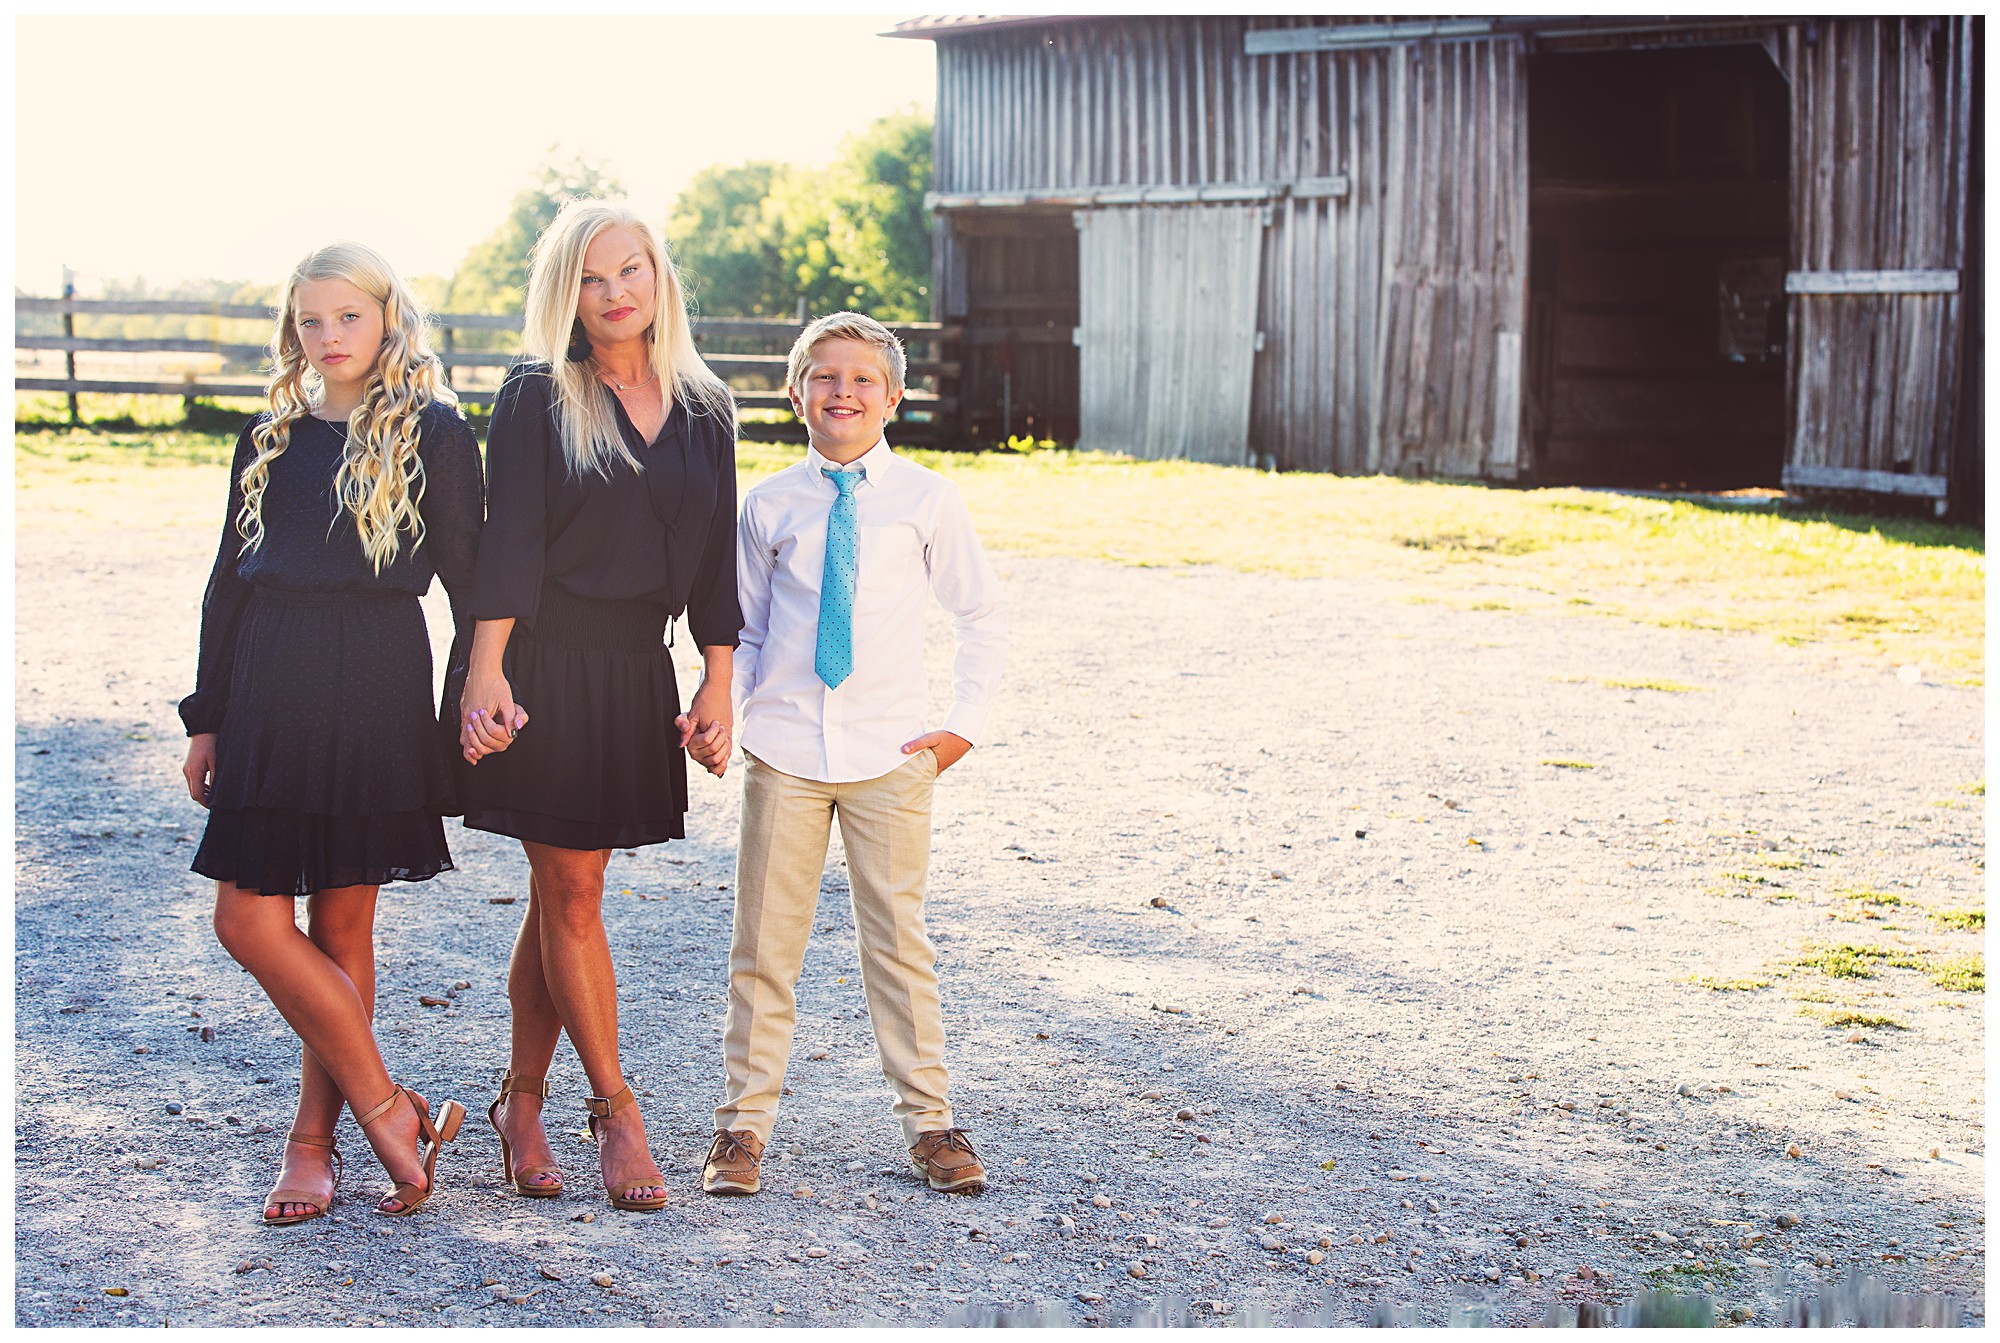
left=213, top=883, right=428, bottom=1211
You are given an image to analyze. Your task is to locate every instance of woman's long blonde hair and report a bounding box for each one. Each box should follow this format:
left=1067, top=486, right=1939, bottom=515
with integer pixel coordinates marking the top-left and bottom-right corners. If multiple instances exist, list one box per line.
left=238, top=241, right=458, bottom=572
left=522, top=198, right=733, bottom=478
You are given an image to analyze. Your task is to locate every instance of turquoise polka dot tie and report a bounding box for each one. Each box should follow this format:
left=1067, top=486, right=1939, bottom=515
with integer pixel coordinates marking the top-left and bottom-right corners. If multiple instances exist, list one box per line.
left=816, top=466, right=864, bottom=689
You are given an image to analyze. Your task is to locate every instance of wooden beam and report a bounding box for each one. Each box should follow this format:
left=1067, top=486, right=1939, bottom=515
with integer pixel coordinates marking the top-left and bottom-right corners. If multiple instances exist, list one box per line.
left=1785, top=269, right=1960, bottom=294
left=954, top=326, right=1079, bottom=346
left=1246, top=19, right=1497, bottom=55
left=1782, top=464, right=1950, bottom=498
left=733, top=390, right=954, bottom=412
left=928, top=178, right=1349, bottom=212
left=16, top=377, right=270, bottom=398
left=13, top=297, right=956, bottom=343
left=1245, top=17, right=1797, bottom=56
left=16, top=297, right=275, bottom=320
left=702, top=353, right=960, bottom=378
left=15, top=335, right=532, bottom=370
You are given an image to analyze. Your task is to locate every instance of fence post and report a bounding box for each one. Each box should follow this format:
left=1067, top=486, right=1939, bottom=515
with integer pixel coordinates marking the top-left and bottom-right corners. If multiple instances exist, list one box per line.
left=61, top=266, right=78, bottom=426
left=442, top=323, right=456, bottom=395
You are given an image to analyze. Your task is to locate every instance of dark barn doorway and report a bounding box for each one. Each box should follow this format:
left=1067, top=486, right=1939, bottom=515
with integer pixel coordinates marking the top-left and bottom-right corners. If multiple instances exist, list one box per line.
left=947, top=211, right=1081, bottom=444
left=1525, top=45, right=1791, bottom=489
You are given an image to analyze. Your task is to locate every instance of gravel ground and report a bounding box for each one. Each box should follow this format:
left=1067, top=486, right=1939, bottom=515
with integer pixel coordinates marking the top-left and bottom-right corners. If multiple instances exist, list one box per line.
left=14, top=466, right=1985, bottom=1326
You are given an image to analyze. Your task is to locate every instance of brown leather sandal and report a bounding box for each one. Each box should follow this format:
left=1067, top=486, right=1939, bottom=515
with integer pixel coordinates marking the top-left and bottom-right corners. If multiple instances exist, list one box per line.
left=584, top=1082, right=667, bottom=1213
left=356, top=1085, right=464, bottom=1217
left=489, top=1074, right=563, bottom=1198
left=261, top=1129, right=342, bottom=1226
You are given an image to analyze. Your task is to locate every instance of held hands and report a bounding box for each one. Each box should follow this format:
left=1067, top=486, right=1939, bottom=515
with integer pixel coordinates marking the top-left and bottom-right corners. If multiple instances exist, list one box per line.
left=902, top=730, right=972, bottom=774
left=460, top=669, right=528, bottom=765
left=677, top=678, right=733, bottom=779
left=182, top=733, right=218, bottom=808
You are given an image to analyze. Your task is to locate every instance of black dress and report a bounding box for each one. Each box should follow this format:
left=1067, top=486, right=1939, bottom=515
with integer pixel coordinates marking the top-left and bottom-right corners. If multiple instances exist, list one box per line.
left=458, top=362, right=741, bottom=850
left=181, top=407, right=484, bottom=896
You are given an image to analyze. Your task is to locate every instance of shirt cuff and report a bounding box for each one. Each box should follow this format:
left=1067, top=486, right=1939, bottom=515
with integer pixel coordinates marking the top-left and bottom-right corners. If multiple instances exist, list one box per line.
left=942, top=701, right=987, bottom=748
left=179, top=692, right=223, bottom=737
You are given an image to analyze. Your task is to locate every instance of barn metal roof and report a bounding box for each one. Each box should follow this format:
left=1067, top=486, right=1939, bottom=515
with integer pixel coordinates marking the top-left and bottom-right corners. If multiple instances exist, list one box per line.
left=884, top=15, right=1083, bottom=40
left=887, top=15, right=1808, bottom=46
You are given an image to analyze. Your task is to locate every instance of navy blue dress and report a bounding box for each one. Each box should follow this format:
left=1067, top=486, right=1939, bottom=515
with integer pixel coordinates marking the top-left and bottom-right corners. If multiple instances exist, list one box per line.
left=181, top=407, right=483, bottom=895
left=456, top=362, right=740, bottom=850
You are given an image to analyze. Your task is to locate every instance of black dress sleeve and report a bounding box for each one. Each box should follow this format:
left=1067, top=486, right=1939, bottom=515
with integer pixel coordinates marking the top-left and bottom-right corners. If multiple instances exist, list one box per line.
left=179, top=421, right=260, bottom=736
left=685, top=409, right=743, bottom=649
left=417, top=407, right=485, bottom=729
left=469, top=364, right=553, bottom=621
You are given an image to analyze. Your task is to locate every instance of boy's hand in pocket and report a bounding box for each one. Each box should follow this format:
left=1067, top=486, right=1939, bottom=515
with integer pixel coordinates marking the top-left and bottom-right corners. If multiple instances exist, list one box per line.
left=901, top=730, right=971, bottom=773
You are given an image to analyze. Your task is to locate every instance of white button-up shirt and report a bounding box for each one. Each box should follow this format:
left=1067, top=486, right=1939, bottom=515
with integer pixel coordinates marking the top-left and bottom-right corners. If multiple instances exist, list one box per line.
left=733, top=439, right=1008, bottom=784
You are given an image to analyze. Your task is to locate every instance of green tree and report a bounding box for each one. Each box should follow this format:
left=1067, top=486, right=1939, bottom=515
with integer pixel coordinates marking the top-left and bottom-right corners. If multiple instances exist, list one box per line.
left=769, top=165, right=856, bottom=318
left=448, top=153, right=624, bottom=320
left=823, top=108, right=933, bottom=321
left=666, top=162, right=790, bottom=317
left=662, top=108, right=934, bottom=323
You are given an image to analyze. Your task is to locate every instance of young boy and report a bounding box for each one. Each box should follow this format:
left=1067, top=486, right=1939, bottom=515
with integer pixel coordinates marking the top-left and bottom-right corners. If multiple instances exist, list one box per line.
left=706, top=312, right=1007, bottom=1197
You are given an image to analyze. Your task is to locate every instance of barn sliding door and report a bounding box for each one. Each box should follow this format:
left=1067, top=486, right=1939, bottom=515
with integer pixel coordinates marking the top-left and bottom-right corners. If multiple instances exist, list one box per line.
left=1075, top=204, right=1265, bottom=463
left=1373, top=37, right=1529, bottom=479
left=1781, top=18, right=1975, bottom=505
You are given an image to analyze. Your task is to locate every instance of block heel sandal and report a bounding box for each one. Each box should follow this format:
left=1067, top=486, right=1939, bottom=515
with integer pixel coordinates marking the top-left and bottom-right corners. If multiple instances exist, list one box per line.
left=585, top=1083, right=668, bottom=1213
left=261, top=1130, right=342, bottom=1225
left=357, top=1085, right=464, bottom=1217
left=489, top=1073, right=563, bottom=1198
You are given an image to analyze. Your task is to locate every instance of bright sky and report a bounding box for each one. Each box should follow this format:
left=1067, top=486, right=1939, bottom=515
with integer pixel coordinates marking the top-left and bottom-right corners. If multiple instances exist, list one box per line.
left=14, top=15, right=936, bottom=295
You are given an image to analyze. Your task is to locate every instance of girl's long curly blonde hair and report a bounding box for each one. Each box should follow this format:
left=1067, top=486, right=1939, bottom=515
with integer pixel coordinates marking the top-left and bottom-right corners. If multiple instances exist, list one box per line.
left=237, top=242, right=458, bottom=572
left=523, top=199, right=733, bottom=479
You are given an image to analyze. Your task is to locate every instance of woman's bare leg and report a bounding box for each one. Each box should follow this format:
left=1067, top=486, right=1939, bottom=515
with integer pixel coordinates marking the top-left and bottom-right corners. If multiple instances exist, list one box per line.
left=492, top=866, right=565, bottom=1191
left=519, top=842, right=664, bottom=1205
left=213, top=883, right=428, bottom=1210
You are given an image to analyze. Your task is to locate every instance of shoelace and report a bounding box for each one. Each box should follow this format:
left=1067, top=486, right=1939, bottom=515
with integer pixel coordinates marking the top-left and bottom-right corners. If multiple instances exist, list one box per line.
left=710, top=1131, right=758, bottom=1166
left=926, top=1129, right=979, bottom=1157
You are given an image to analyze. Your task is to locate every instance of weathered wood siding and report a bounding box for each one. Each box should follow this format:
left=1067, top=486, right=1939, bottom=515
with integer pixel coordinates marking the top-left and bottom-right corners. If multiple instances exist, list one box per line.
left=1782, top=16, right=1976, bottom=492
left=1076, top=205, right=1264, bottom=463
left=1373, top=38, right=1529, bottom=478
left=933, top=16, right=1397, bottom=472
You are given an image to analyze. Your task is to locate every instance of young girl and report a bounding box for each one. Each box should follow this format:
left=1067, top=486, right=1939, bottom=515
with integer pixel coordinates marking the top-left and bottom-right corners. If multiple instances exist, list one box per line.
left=180, top=242, right=479, bottom=1222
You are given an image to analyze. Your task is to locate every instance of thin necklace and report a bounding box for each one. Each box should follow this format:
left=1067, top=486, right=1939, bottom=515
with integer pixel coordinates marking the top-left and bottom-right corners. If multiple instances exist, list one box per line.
left=594, top=360, right=658, bottom=392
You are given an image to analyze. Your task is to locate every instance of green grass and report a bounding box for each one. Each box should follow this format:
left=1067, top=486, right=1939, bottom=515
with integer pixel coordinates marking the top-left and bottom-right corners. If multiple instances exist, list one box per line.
left=1599, top=677, right=1706, bottom=693
left=1929, top=956, right=1984, bottom=992
left=1790, top=941, right=1980, bottom=992
left=1791, top=943, right=1926, bottom=980
left=15, top=427, right=242, bottom=470
left=1838, top=888, right=1906, bottom=908
left=1930, top=909, right=1985, bottom=931
left=1961, top=779, right=1986, bottom=796
left=1541, top=759, right=1598, bottom=771
left=1640, top=1263, right=1739, bottom=1287
left=19, top=416, right=1988, bottom=675
left=1688, top=974, right=1771, bottom=992
left=1825, top=1010, right=1906, bottom=1029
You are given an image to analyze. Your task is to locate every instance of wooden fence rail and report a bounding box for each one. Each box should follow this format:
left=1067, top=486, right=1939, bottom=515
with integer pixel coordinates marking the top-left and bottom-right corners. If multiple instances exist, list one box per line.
left=16, top=298, right=962, bottom=441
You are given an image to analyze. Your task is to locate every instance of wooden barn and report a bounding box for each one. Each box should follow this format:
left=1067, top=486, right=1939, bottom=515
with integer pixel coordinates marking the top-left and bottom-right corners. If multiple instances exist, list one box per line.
left=890, top=15, right=1983, bottom=517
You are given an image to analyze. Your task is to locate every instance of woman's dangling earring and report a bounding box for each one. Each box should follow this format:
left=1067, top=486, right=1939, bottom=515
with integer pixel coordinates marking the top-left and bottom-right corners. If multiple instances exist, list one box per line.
left=567, top=319, right=591, bottom=363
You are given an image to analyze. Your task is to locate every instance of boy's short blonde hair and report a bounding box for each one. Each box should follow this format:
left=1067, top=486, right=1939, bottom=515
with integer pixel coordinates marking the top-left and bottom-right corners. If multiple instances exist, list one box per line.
left=786, top=311, right=907, bottom=397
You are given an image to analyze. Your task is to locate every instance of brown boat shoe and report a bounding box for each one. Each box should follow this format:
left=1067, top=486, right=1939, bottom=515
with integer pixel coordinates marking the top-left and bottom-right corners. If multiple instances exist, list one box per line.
left=702, top=1128, right=765, bottom=1196
left=910, top=1128, right=987, bottom=1194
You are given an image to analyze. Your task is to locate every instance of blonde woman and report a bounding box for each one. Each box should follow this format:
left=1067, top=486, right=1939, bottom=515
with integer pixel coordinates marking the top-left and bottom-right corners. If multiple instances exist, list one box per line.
left=457, top=200, right=739, bottom=1212
left=180, top=242, right=479, bottom=1223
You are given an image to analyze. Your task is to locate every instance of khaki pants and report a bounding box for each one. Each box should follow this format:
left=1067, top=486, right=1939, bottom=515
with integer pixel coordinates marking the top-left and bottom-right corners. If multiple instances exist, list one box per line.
left=715, top=749, right=952, bottom=1145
